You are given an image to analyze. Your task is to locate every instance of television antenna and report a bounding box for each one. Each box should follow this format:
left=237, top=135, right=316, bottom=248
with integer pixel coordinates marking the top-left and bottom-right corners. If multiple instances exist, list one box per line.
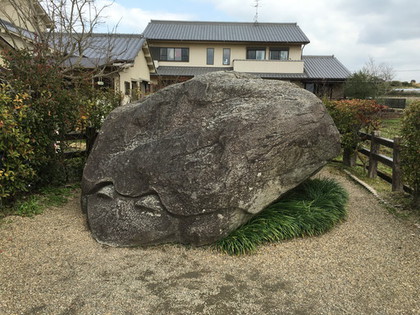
left=254, top=0, right=261, bottom=24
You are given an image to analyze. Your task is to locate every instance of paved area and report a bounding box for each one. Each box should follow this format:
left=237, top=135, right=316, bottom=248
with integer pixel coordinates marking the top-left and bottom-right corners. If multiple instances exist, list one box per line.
left=0, top=168, right=419, bottom=314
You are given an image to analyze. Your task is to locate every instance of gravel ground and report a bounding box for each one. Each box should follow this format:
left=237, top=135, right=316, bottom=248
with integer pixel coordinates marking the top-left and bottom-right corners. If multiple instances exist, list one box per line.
left=0, top=167, right=419, bottom=315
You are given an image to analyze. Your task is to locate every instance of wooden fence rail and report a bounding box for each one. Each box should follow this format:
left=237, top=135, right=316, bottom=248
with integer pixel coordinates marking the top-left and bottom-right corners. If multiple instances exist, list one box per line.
left=62, top=127, right=97, bottom=159
left=358, top=131, right=412, bottom=194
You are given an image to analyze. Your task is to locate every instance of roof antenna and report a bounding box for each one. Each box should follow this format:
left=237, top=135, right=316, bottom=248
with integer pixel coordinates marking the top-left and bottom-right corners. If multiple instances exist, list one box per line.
left=253, top=0, right=261, bottom=24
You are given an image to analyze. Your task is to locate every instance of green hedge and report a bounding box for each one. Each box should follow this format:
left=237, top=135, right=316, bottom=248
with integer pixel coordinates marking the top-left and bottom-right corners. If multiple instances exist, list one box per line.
left=401, top=101, right=420, bottom=206
left=0, top=86, right=36, bottom=199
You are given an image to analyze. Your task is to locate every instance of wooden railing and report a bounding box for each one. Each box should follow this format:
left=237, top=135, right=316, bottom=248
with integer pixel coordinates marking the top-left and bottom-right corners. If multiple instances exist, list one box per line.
left=358, top=131, right=412, bottom=194
left=62, top=127, right=97, bottom=159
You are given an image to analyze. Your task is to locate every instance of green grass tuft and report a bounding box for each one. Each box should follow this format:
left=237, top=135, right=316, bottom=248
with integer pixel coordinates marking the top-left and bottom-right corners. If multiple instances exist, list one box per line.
left=214, top=178, right=349, bottom=255
left=13, top=196, right=43, bottom=217
left=1, top=184, right=77, bottom=219
left=39, top=186, right=75, bottom=207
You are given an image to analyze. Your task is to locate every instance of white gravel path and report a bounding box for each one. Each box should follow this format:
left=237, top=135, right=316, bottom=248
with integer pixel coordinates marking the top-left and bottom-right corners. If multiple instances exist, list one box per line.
left=0, top=167, right=419, bottom=315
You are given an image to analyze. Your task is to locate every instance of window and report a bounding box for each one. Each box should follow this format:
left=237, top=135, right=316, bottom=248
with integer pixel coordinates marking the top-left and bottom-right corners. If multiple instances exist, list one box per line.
left=131, top=81, right=139, bottom=100
left=270, top=48, right=289, bottom=60
left=206, top=48, right=214, bottom=65
left=304, top=83, right=315, bottom=93
left=124, top=81, right=130, bottom=95
left=223, top=48, right=231, bottom=65
left=247, top=48, right=266, bottom=60
left=159, top=48, right=189, bottom=61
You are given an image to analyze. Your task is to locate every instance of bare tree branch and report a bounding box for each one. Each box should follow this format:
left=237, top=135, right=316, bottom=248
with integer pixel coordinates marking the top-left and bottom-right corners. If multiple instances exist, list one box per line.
left=0, top=0, right=126, bottom=80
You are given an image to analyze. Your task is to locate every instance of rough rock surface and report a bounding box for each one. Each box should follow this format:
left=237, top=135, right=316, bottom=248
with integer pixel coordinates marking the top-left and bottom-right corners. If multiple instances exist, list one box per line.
left=81, top=71, right=341, bottom=246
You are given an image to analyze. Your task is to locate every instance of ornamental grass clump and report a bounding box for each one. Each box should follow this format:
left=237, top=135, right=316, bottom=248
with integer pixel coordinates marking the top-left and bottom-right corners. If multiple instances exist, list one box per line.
left=214, top=178, right=348, bottom=255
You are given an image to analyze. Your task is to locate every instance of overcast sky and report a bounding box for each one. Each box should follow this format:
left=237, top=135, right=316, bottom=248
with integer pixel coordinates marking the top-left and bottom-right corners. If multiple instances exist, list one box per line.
left=96, top=0, right=420, bottom=82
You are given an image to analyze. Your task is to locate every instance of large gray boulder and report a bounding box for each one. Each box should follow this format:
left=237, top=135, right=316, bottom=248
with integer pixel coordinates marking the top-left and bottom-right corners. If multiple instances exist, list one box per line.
left=81, top=71, right=340, bottom=247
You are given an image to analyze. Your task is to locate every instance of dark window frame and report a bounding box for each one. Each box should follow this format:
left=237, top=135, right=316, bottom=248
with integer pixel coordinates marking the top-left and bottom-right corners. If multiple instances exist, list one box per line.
left=269, top=47, right=289, bottom=60
left=223, top=48, right=231, bottom=65
left=246, top=47, right=266, bottom=60
left=206, top=48, right=214, bottom=65
left=124, top=81, right=130, bottom=96
left=158, top=47, right=189, bottom=62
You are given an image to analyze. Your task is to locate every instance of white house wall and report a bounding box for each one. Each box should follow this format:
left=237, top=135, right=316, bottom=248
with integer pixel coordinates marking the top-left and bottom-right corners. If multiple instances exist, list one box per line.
left=118, top=48, right=151, bottom=104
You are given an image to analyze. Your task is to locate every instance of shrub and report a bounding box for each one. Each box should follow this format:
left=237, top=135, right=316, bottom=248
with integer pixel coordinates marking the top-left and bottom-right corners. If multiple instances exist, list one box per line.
left=400, top=101, right=420, bottom=207
left=214, top=178, right=348, bottom=255
left=324, top=99, right=386, bottom=166
left=1, top=46, right=80, bottom=187
left=79, top=87, right=122, bottom=130
left=0, top=85, right=36, bottom=200
left=0, top=45, right=121, bottom=204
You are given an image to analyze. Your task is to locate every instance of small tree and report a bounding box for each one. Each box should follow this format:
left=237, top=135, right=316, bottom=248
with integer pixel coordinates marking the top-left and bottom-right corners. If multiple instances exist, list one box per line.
left=344, top=71, right=378, bottom=99
left=345, top=57, right=395, bottom=99
left=324, top=99, right=386, bottom=166
left=401, top=101, right=420, bottom=207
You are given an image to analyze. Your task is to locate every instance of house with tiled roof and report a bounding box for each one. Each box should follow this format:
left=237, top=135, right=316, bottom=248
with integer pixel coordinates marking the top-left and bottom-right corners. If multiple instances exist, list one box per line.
left=142, top=20, right=350, bottom=98
left=0, top=0, right=155, bottom=104
left=63, top=33, right=155, bottom=104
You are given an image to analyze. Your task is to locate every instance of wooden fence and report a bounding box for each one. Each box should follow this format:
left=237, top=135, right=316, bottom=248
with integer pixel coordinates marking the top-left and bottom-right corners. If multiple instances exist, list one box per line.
left=358, top=131, right=412, bottom=194
left=62, top=127, right=97, bottom=159
left=376, top=98, right=406, bottom=109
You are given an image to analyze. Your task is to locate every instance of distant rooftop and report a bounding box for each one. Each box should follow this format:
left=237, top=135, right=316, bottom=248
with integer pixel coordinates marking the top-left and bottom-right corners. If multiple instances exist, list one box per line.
left=61, top=33, right=146, bottom=68
left=79, top=34, right=145, bottom=63
left=302, top=55, right=351, bottom=80
left=143, top=20, right=310, bottom=44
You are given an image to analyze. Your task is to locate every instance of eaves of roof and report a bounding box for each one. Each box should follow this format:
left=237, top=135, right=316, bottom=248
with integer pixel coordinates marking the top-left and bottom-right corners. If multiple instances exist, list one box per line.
left=153, top=66, right=309, bottom=80
left=152, top=55, right=350, bottom=81
left=152, top=66, right=233, bottom=76
left=0, top=18, right=36, bottom=41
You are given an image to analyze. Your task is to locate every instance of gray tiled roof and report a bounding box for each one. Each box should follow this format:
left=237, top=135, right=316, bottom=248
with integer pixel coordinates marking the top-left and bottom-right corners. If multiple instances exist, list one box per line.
left=154, top=66, right=233, bottom=76
left=153, top=67, right=308, bottom=79
left=153, top=55, right=350, bottom=81
left=73, top=34, right=145, bottom=63
left=252, top=72, right=308, bottom=79
left=303, top=55, right=351, bottom=80
left=0, top=19, right=144, bottom=64
left=143, top=20, right=310, bottom=43
left=59, top=34, right=146, bottom=68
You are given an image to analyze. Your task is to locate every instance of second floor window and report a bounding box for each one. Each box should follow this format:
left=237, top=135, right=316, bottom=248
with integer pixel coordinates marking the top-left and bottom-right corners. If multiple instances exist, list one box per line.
left=223, top=48, right=231, bottom=65
left=270, top=48, right=289, bottom=60
left=247, top=48, right=266, bottom=60
left=159, top=48, right=189, bottom=61
left=207, top=48, right=214, bottom=65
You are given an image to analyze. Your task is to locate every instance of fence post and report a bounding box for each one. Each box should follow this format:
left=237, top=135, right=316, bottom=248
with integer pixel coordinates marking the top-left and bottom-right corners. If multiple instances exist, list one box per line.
left=368, top=131, right=380, bottom=178
left=343, top=148, right=357, bottom=167
left=86, top=127, right=98, bottom=156
left=392, top=136, right=403, bottom=192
